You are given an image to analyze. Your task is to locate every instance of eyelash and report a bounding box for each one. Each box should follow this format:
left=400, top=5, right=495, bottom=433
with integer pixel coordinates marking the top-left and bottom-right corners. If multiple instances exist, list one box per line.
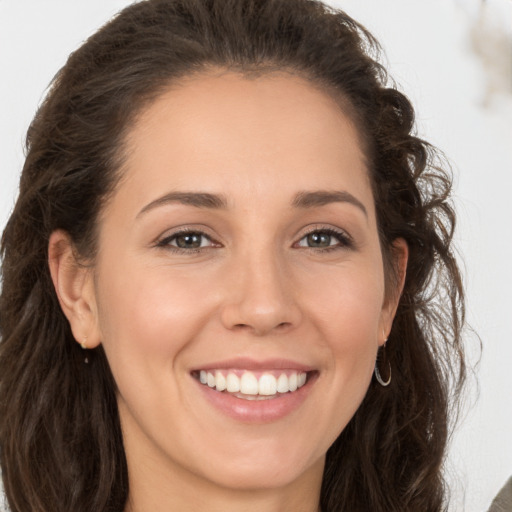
left=155, top=227, right=353, bottom=253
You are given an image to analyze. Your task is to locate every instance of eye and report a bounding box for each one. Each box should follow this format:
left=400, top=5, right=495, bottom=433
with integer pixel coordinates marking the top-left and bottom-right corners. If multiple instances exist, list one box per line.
left=157, top=230, right=218, bottom=251
left=295, top=228, right=352, bottom=250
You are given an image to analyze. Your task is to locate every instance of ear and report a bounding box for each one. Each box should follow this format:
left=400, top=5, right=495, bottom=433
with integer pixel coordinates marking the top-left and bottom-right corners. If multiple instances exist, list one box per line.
left=48, top=230, right=101, bottom=349
left=379, top=237, right=408, bottom=345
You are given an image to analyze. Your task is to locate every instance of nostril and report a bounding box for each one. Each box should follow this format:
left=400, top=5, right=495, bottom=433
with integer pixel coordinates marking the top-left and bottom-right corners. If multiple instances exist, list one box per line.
left=220, top=294, right=302, bottom=335
left=231, top=322, right=287, bottom=336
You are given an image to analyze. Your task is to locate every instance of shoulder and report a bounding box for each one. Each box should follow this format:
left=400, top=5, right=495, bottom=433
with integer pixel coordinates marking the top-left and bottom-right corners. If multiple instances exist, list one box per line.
left=487, top=476, right=512, bottom=512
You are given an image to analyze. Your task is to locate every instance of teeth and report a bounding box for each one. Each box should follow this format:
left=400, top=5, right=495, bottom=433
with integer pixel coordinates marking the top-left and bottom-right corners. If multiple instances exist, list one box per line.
left=215, top=371, right=226, bottom=391
left=240, top=372, right=259, bottom=395
left=198, top=370, right=308, bottom=396
left=289, top=372, right=298, bottom=392
left=258, top=374, right=277, bottom=396
left=276, top=373, right=289, bottom=393
left=226, top=372, right=240, bottom=392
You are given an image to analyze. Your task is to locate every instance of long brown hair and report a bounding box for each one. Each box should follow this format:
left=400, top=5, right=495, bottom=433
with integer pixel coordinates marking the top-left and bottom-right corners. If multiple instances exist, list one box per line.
left=0, top=1, right=465, bottom=510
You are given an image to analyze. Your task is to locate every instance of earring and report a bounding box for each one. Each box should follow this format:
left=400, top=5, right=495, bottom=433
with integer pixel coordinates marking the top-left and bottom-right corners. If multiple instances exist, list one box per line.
left=80, top=337, right=89, bottom=364
left=374, top=339, right=391, bottom=387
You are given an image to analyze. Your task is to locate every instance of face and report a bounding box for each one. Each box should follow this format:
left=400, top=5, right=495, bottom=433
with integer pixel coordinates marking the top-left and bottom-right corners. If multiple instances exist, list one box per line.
left=87, top=72, right=401, bottom=494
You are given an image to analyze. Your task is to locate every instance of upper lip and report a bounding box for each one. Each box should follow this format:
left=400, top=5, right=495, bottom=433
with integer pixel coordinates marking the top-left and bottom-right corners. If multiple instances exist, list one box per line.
left=191, top=357, right=315, bottom=372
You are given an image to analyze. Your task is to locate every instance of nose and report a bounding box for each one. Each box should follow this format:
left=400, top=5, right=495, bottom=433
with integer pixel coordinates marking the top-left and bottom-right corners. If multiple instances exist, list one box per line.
left=220, top=249, right=302, bottom=336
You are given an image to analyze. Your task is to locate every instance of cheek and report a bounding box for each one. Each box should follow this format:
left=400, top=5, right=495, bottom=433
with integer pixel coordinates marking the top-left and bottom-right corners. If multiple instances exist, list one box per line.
left=94, top=261, right=218, bottom=364
left=301, top=262, right=385, bottom=340
left=298, top=261, right=384, bottom=392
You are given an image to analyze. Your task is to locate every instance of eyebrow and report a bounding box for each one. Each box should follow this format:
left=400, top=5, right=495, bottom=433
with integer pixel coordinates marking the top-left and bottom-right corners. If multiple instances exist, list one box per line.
left=137, top=191, right=228, bottom=218
left=292, top=190, right=367, bottom=217
left=137, top=189, right=367, bottom=218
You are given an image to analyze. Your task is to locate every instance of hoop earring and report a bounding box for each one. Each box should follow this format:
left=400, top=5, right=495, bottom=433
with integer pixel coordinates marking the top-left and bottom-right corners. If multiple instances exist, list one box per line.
left=374, top=342, right=391, bottom=387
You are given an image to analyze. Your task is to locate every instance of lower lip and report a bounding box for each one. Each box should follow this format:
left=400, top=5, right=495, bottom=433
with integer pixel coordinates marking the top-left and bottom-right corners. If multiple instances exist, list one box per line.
left=194, top=374, right=317, bottom=423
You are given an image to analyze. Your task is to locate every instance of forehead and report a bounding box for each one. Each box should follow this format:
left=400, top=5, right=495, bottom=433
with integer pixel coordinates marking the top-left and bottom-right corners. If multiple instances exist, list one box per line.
left=116, top=71, right=373, bottom=213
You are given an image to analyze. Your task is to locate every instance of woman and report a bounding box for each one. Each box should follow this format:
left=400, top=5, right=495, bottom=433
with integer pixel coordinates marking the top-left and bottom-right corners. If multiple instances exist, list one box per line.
left=0, top=0, right=466, bottom=511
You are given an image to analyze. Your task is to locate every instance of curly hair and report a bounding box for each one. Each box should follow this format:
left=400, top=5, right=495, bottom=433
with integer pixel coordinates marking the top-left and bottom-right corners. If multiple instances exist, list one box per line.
left=0, top=0, right=465, bottom=510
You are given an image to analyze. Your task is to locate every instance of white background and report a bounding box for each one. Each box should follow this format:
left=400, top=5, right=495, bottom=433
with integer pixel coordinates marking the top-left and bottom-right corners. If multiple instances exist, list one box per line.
left=1, top=1, right=511, bottom=511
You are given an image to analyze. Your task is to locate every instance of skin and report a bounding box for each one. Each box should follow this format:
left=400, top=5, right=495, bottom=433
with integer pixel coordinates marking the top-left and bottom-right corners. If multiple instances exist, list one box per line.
left=49, top=71, right=407, bottom=512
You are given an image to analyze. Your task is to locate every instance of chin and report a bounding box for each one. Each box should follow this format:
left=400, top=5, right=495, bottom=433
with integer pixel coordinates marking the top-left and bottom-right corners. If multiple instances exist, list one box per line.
left=202, top=458, right=321, bottom=492
left=185, top=436, right=326, bottom=492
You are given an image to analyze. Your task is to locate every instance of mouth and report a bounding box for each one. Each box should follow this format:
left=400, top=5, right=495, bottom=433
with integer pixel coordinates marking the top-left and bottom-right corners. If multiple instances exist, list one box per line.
left=191, top=369, right=312, bottom=401
left=190, top=360, right=318, bottom=422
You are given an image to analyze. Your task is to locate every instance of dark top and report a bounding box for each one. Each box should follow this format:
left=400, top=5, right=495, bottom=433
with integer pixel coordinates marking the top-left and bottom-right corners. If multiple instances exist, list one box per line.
left=487, top=477, right=512, bottom=512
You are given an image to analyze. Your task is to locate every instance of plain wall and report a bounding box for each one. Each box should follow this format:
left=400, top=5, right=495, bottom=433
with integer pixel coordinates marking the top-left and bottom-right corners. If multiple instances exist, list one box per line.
left=1, top=1, right=511, bottom=511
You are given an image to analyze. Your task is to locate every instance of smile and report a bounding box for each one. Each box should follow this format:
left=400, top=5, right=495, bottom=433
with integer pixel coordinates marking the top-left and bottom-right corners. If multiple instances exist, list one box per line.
left=194, top=369, right=309, bottom=400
